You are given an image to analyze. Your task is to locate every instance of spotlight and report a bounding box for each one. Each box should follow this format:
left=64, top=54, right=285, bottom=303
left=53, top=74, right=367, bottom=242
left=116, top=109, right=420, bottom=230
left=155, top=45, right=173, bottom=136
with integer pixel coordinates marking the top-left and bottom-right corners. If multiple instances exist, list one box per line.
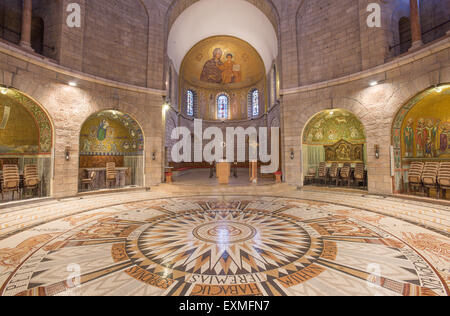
left=68, top=81, right=77, bottom=87
left=163, top=104, right=170, bottom=112
left=0, top=87, right=8, bottom=95
left=370, top=81, right=378, bottom=87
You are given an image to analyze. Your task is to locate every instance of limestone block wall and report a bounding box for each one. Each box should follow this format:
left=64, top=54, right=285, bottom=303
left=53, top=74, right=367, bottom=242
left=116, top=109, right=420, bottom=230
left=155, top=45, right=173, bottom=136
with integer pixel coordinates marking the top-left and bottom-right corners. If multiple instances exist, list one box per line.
left=282, top=37, right=450, bottom=195
left=0, top=42, right=165, bottom=198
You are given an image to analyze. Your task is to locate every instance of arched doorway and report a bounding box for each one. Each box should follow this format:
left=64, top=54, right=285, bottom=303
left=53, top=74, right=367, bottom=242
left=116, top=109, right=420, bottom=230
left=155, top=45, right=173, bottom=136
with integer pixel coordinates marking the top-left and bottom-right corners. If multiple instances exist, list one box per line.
left=0, top=88, right=53, bottom=201
left=78, top=110, right=145, bottom=192
left=392, top=84, right=450, bottom=199
left=302, top=109, right=367, bottom=188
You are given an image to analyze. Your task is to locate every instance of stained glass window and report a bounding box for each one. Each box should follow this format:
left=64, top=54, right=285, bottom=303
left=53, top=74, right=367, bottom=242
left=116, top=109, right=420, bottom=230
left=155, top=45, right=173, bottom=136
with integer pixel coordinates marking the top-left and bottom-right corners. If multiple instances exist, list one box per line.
left=252, top=89, right=259, bottom=117
left=217, top=94, right=229, bottom=120
left=187, top=90, right=194, bottom=116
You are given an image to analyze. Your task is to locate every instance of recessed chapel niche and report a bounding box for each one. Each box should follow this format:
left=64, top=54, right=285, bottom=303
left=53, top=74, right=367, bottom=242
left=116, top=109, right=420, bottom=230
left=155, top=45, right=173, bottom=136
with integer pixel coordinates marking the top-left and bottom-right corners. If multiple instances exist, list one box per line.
left=78, top=110, right=145, bottom=191
left=392, top=84, right=450, bottom=193
left=179, top=36, right=266, bottom=121
left=302, top=109, right=367, bottom=174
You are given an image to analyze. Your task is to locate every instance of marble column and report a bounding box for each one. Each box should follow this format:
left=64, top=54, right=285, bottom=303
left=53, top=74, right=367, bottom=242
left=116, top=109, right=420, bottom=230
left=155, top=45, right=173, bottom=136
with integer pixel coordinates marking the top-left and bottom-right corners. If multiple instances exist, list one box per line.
left=409, top=0, right=423, bottom=50
left=20, top=0, right=34, bottom=51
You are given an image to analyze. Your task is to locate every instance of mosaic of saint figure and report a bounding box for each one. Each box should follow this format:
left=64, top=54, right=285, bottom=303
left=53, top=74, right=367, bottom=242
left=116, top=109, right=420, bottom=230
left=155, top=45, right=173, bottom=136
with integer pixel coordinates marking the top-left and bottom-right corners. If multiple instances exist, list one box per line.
left=440, top=123, right=449, bottom=153
left=97, top=119, right=109, bottom=141
left=200, top=49, right=241, bottom=84
left=217, top=54, right=241, bottom=84
left=415, top=118, right=426, bottom=157
left=200, top=48, right=224, bottom=83
left=404, top=118, right=414, bottom=158
left=424, top=119, right=437, bottom=158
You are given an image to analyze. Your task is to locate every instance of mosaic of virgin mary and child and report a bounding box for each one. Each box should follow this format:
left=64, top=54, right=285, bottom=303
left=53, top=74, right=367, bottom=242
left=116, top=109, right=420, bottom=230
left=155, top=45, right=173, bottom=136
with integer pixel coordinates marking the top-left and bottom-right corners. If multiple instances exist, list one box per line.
left=200, top=48, right=242, bottom=84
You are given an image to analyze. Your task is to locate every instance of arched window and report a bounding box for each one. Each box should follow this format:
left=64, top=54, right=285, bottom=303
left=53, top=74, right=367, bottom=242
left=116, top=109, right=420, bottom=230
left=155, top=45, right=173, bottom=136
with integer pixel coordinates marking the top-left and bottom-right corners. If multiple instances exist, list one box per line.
left=217, top=93, right=229, bottom=120
left=186, top=90, right=194, bottom=116
left=252, top=89, right=259, bottom=117
left=248, top=89, right=259, bottom=118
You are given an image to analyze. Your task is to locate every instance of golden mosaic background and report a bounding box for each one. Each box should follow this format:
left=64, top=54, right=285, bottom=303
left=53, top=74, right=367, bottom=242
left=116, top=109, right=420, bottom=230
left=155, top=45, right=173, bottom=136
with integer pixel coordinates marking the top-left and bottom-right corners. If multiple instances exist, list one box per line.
left=400, top=85, right=450, bottom=159
left=0, top=94, right=40, bottom=154
left=181, top=36, right=265, bottom=90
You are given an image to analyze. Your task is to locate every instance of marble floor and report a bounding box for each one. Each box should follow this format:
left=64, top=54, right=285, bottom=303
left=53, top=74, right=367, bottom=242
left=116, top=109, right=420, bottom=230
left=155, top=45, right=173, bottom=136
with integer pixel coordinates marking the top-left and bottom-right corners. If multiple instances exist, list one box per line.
left=0, top=186, right=448, bottom=296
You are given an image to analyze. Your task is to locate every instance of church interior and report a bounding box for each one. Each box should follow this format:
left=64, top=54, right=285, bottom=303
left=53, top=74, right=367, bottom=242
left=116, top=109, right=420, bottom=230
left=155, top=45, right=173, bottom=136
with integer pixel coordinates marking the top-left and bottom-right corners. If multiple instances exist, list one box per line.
left=0, top=0, right=449, bottom=297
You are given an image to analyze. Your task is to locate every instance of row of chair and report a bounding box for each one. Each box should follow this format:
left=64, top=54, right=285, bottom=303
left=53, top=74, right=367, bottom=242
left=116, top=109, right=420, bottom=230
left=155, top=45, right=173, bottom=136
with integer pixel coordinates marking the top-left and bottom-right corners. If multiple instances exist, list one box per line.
left=408, top=162, right=450, bottom=199
left=305, top=162, right=366, bottom=187
left=1, top=164, right=40, bottom=201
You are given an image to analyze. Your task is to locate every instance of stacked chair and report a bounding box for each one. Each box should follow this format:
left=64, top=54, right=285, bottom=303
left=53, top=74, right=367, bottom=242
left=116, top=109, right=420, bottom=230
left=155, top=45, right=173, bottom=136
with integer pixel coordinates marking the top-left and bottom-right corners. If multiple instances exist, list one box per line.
left=317, top=162, right=327, bottom=184
left=23, top=165, right=40, bottom=198
left=438, top=162, right=450, bottom=199
left=304, top=167, right=317, bottom=185
left=1, top=164, right=20, bottom=200
left=421, top=162, right=440, bottom=197
left=408, top=162, right=424, bottom=194
left=340, top=164, right=352, bottom=187
left=354, top=163, right=365, bottom=187
left=106, top=163, right=117, bottom=188
left=329, top=163, right=339, bottom=186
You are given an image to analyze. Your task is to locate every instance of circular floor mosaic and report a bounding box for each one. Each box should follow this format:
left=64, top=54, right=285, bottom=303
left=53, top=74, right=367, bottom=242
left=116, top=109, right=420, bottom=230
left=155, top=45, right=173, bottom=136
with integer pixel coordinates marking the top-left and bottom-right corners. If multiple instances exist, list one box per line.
left=1, top=197, right=448, bottom=296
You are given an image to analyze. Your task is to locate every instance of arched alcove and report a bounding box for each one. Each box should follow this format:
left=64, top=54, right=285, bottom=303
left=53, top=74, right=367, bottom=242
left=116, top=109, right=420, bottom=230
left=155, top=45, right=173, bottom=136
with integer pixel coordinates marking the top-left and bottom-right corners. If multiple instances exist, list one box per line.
left=0, top=88, right=53, bottom=201
left=392, top=84, right=450, bottom=197
left=78, top=110, right=145, bottom=192
left=302, top=109, right=367, bottom=188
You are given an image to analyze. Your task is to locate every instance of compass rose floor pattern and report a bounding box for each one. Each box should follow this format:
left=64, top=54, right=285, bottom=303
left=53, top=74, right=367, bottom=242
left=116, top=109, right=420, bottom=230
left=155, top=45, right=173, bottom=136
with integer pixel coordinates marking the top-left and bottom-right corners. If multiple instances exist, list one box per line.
left=0, top=195, right=449, bottom=296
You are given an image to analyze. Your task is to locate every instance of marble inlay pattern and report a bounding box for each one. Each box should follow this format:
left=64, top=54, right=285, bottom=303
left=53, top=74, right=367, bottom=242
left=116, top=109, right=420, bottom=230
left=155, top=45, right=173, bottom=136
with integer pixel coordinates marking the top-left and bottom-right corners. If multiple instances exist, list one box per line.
left=0, top=195, right=448, bottom=296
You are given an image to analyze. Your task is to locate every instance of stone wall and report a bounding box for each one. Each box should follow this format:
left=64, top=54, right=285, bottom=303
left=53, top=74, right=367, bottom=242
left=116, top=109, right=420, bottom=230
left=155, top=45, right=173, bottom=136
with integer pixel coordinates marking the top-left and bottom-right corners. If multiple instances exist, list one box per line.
left=282, top=38, right=450, bottom=195
left=0, top=43, right=165, bottom=198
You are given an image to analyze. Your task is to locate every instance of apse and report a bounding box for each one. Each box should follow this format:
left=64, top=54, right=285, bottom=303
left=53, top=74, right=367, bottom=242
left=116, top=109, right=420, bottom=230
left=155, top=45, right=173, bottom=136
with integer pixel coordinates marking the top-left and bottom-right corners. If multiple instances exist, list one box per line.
left=167, top=0, right=278, bottom=75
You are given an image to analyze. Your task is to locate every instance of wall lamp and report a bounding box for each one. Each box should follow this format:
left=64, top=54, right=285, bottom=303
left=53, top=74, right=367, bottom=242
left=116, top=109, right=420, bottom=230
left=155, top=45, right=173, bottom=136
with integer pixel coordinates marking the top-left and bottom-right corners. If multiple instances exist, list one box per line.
left=152, top=151, right=157, bottom=161
left=290, top=149, right=295, bottom=160
left=65, top=146, right=71, bottom=161
left=374, top=145, right=380, bottom=159
left=0, top=84, right=10, bottom=95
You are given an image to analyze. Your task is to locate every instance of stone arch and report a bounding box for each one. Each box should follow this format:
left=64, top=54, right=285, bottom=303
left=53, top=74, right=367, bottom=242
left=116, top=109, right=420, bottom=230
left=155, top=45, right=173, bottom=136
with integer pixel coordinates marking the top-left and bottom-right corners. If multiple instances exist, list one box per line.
left=164, top=0, right=280, bottom=77
left=78, top=109, right=146, bottom=191
left=0, top=87, right=54, bottom=198
left=391, top=84, right=450, bottom=194
left=300, top=108, right=368, bottom=186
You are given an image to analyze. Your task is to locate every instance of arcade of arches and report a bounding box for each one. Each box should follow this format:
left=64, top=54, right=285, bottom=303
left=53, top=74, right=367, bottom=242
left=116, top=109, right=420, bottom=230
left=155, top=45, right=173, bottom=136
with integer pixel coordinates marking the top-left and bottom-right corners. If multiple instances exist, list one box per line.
left=0, top=0, right=449, bottom=297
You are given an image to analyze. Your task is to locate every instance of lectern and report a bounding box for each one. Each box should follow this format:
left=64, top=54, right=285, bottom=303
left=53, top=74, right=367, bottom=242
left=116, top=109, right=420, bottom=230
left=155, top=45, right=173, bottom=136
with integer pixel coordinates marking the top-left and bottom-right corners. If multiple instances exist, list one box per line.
left=217, top=161, right=231, bottom=185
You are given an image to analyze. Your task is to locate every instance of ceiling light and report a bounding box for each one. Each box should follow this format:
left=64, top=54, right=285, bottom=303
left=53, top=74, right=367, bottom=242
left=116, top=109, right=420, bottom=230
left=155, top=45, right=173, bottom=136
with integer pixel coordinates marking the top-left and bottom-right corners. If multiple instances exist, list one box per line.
left=68, top=81, right=77, bottom=87
left=0, top=87, right=8, bottom=95
left=370, top=81, right=378, bottom=87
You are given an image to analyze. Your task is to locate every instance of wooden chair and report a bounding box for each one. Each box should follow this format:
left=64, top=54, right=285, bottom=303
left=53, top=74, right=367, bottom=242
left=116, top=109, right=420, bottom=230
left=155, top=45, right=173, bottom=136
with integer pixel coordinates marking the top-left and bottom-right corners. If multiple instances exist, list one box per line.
left=340, top=164, right=352, bottom=187
left=317, top=162, right=327, bottom=185
left=1, top=164, right=20, bottom=200
left=329, top=163, right=339, bottom=186
left=106, top=163, right=117, bottom=188
left=422, top=162, right=439, bottom=197
left=354, top=163, right=365, bottom=187
left=81, top=171, right=96, bottom=192
left=23, top=165, right=40, bottom=198
left=304, top=167, right=316, bottom=185
left=437, top=162, right=450, bottom=199
left=408, top=162, right=424, bottom=195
